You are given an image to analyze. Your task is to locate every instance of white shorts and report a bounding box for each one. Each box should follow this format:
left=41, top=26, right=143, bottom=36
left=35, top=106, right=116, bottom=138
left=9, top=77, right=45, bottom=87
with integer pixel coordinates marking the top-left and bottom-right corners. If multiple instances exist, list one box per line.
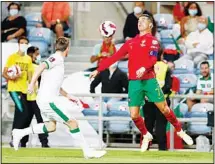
left=37, top=96, right=80, bottom=123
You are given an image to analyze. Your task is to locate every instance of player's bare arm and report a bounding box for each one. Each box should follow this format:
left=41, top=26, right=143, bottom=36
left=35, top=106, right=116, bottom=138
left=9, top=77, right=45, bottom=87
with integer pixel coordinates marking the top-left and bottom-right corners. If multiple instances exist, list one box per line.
left=28, top=63, right=47, bottom=94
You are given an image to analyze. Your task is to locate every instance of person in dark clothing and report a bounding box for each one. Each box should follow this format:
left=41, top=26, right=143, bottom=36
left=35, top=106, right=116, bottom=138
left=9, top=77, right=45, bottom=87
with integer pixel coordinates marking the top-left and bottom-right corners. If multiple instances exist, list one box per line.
left=123, top=2, right=155, bottom=40
left=26, top=46, right=49, bottom=147
left=142, top=47, right=172, bottom=151
left=90, top=62, right=128, bottom=102
left=1, top=2, right=27, bottom=42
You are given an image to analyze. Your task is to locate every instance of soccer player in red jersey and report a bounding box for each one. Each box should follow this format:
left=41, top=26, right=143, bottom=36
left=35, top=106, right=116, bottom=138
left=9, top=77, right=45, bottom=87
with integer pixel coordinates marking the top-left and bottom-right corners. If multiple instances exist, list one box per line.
left=90, top=14, right=193, bottom=152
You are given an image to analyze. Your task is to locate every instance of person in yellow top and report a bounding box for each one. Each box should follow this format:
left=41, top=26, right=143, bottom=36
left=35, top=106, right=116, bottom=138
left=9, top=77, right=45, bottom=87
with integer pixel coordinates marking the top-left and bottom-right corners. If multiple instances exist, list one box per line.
left=3, top=36, right=33, bottom=147
left=26, top=46, right=49, bottom=147
left=142, top=47, right=173, bottom=150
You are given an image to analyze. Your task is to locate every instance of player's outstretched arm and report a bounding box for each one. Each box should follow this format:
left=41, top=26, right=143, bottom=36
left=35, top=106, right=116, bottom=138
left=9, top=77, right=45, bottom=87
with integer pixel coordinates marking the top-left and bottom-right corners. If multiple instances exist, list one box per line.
left=97, top=42, right=129, bottom=72
left=28, top=63, right=46, bottom=94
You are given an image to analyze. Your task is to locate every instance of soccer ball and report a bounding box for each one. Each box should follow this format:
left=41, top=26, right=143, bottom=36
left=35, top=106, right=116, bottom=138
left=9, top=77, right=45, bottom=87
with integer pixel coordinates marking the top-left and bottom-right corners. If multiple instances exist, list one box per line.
left=7, top=65, right=21, bottom=78
left=99, top=21, right=116, bottom=37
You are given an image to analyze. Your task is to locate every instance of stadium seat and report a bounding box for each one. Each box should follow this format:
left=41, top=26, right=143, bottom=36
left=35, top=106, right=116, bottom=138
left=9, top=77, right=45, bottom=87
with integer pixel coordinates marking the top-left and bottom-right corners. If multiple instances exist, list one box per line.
left=25, top=12, right=42, bottom=27
left=174, top=73, right=197, bottom=94
left=82, top=107, right=108, bottom=132
left=174, top=73, right=197, bottom=88
left=153, top=14, right=174, bottom=30
left=106, top=110, right=131, bottom=133
left=118, top=60, right=128, bottom=73
left=28, top=27, right=52, bottom=45
left=174, top=59, right=194, bottom=72
left=186, top=103, right=213, bottom=135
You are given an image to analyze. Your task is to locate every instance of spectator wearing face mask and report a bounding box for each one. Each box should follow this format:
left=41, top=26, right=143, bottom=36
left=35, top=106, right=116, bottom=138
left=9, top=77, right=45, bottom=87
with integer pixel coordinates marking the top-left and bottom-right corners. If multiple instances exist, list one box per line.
left=1, top=2, right=27, bottom=42
left=180, top=16, right=213, bottom=66
left=2, top=36, right=33, bottom=147
left=90, top=62, right=128, bottom=103
left=123, top=2, right=154, bottom=40
left=180, top=2, right=202, bottom=39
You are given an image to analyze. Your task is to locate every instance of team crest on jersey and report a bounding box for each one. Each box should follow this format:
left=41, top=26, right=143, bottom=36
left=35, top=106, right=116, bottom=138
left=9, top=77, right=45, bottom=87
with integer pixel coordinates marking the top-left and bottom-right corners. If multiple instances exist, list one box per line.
left=140, top=40, right=146, bottom=47
left=152, top=40, right=158, bottom=45
left=49, top=57, right=55, bottom=62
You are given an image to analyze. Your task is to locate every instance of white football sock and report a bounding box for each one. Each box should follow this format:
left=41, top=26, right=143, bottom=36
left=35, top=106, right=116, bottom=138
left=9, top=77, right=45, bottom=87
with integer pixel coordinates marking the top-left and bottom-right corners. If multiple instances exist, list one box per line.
left=70, top=128, right=90, bottom=152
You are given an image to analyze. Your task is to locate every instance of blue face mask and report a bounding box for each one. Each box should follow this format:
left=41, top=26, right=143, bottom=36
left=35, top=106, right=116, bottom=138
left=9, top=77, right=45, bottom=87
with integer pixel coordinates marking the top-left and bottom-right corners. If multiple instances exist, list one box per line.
left=197, top=23, right=207, bottom=31
left=188, top=9, right=198, bottom=16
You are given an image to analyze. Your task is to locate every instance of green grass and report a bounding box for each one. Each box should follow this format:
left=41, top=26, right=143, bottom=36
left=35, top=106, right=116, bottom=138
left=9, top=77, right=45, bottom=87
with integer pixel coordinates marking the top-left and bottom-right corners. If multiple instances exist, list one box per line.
left=2, top=147, right=213, bottom=163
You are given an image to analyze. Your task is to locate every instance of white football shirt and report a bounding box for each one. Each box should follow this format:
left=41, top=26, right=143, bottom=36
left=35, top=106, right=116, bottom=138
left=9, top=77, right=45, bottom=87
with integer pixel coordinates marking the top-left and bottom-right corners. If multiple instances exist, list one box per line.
left=197, top=73, right=213, bottom=93
left=37, top=52, right=65, bottom=104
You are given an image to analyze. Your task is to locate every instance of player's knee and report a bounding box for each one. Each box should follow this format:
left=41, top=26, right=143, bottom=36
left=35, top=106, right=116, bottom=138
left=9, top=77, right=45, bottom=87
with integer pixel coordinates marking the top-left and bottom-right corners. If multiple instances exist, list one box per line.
left=130, top=111, right=139, bottom=120
left=46, top=121, right=56, bottom=132
left=162, top=104, right=170, bottom=115
left=67, top=119, right=78, bottom=129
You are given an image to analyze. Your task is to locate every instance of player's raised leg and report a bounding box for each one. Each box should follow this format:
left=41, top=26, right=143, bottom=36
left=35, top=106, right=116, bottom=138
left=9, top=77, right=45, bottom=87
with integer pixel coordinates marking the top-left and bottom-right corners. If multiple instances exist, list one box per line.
left=155, top=101, right=193, bottom=145
left=145, top=78, right=193, bottom=145
left=12, top=121, right=56, bottom=151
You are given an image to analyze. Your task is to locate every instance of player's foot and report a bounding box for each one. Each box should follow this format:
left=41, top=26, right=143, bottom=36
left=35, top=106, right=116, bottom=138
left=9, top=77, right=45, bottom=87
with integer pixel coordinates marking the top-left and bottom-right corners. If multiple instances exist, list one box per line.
left=141, top=132, right=153, bottom=152
left=84, top=149, right=107, bottom=159
left=12, top=129, right=25, bottom=151
left=177, top=130, right=193, bottom=145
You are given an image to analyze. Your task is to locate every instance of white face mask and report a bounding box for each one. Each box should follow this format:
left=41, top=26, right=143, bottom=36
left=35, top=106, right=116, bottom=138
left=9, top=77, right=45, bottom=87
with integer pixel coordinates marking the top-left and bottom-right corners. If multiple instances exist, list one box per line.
left=134, top=6, right=142, bottom=14
left=9, top=9, right=18, bottom=16
left=19, top=44, right=28, bottom=53
left=35, top=55, right=41, bottom=64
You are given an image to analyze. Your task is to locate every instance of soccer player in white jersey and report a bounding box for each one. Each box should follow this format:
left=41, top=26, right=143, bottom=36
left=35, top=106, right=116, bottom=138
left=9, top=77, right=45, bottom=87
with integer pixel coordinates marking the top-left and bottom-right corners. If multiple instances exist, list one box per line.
left=12, top=37, right=106, bottom=159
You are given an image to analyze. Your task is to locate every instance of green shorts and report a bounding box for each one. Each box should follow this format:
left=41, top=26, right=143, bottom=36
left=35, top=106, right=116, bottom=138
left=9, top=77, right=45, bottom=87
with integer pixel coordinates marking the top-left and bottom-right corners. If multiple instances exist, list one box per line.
left=128, top=78, right=165, bottom=107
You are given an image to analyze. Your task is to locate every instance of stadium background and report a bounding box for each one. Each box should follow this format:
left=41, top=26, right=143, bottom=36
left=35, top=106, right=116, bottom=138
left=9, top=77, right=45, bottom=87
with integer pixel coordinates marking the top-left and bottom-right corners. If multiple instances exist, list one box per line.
left=1, top=1, right=214, bottom=163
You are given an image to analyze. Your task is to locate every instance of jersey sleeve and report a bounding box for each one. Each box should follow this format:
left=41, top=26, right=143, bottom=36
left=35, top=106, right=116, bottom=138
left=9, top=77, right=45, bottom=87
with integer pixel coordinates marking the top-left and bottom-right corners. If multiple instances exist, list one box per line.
left=144, top=38, right=159, bottom=69
left=43, top=55, right=60, bottom=69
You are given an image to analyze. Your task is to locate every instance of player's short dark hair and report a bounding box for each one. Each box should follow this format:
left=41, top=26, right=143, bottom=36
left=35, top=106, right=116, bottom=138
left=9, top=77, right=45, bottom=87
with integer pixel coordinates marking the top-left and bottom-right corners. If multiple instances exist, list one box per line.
left=184, top=2, right=202, bottom=16
left=27, top=46, right=39, bottom=56
left=139, top=12, right=157, bottom=36
left=18, top=36, right=29, bottom=44
left=200, top=61, right=210, bottom=67
left=55, top=37, right=70, bottom=52
left=7, top=2, right=21, bottom=11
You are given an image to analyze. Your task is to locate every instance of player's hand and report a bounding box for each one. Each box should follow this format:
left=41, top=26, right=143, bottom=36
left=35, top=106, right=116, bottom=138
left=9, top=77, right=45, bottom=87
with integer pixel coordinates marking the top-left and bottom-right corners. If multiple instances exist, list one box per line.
left=28, top=83, right=34, bottom=95
left=136, top=67, right=146, bottom=78
left=89, top=70, right=99, bottom=80
left=67, top=94, right=82, bottom=106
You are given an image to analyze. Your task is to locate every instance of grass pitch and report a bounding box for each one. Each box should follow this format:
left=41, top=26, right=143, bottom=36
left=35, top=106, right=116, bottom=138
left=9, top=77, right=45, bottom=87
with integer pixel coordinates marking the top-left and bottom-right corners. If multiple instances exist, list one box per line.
left=2, top=147, right=213, bottom=163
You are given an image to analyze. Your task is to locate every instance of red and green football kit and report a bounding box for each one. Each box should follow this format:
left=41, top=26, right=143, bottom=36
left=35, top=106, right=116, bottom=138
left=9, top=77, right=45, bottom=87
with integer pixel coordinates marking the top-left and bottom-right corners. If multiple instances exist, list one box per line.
left=97, top=33, right=165, bottom=107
